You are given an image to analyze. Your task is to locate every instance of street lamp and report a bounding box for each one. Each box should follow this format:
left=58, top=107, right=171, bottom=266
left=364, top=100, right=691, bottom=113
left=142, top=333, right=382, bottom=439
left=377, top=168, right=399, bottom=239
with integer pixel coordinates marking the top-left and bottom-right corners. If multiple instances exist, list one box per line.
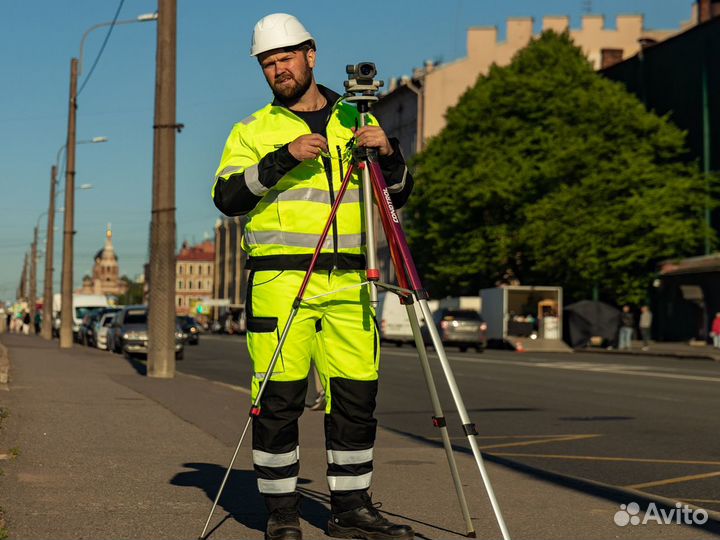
left=43, top=137, right=104, bottom=341
left=59, top=13, right=156, bottom=349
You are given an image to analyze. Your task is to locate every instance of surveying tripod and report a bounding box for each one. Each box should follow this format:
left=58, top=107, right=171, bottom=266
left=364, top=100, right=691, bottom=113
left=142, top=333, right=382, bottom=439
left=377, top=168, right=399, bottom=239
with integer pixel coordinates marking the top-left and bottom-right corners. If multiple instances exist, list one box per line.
left=199, top=63, right=511, bottom=540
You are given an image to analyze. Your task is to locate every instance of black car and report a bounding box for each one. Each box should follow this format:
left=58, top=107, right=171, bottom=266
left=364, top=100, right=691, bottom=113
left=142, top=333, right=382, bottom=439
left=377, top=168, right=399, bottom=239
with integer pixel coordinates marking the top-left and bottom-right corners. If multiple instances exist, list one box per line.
left=176, top=315, right=201, bottom=345
left=422, top=308, right=487, bottom=352
left=78, top=309, right=102, bottom=346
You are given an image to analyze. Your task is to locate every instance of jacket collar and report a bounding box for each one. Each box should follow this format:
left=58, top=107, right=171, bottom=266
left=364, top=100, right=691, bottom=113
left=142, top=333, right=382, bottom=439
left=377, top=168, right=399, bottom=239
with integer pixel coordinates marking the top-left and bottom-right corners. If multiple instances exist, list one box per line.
left=271, top=84, right=342, bottom=110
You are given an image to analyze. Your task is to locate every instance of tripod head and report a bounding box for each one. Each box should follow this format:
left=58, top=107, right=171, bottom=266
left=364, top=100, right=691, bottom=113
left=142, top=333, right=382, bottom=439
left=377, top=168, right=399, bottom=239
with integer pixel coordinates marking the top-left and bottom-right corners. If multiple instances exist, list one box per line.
left=343, top=62, right=384, bottom=113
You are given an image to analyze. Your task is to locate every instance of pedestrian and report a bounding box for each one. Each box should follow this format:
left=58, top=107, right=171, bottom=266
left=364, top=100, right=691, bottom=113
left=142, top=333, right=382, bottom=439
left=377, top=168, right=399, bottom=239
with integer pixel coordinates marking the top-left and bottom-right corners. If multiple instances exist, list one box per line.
left=22, top=311, right=31, bottom=335
left=212, top=13, right=414, bottom=540
left=618, top=305, right=634, bottom=350
left=34, top=310, right=42, bottom=335
left=639, top=305, right=652, bottom=351
left=711, top=312, right=720, bottom=349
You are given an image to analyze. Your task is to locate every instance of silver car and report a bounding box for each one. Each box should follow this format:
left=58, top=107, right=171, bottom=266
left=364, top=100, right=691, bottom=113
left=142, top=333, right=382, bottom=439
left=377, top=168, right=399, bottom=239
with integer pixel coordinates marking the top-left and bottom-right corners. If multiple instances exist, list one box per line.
left=109, top=305, right=185, bottom=360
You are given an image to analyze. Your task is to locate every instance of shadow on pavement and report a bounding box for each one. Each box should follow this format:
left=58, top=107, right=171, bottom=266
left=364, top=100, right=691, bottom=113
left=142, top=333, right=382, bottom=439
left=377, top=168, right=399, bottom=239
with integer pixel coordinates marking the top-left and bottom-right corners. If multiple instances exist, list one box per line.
left=170, top=463, right=330, bottom=535
left=122, top=353, right=147, bottom=376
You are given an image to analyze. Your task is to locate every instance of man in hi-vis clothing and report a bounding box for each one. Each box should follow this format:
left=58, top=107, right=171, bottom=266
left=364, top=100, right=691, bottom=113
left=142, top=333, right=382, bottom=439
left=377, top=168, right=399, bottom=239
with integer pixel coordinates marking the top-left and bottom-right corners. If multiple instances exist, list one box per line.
left=212, top=13, right=414, bottom=540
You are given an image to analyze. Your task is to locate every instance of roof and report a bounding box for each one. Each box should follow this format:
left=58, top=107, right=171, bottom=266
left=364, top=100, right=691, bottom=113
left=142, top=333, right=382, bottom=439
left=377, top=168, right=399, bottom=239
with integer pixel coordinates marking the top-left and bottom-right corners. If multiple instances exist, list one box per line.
left=177, top=240, right=215, bottom=262
left=94, top=248, right=117, bottom=261
left=659, top=253, right=720, bottom=276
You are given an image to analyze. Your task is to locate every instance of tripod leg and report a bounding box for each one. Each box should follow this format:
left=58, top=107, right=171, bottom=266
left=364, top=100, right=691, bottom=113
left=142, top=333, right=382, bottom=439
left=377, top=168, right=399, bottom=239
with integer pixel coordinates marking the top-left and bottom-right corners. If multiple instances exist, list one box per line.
left=361, top=163, right=379, bottom=304
left=417, top=299, right=511, bottom=540
left=405, top=302, right=476, bottom=537
left=199, top=415, right=252, bottom=539
left=198, top=308, right=300, bottom=539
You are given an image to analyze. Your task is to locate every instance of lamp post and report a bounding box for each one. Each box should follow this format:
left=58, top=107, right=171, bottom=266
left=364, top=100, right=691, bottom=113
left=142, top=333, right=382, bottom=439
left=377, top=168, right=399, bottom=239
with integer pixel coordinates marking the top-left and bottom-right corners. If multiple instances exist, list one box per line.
left=59, top=13, right=157, bottom=348
left=43, top=140, right=105, bottom=340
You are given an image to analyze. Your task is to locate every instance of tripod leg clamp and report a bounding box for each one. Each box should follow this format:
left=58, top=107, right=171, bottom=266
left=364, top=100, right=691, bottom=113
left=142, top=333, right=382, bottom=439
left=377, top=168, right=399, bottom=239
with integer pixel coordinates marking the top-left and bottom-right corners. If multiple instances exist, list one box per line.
left=432, top=416, right=446, bottom=428
left=462, top=423, right=478, bottom=436
left=250, top=407, right=262, bottom=417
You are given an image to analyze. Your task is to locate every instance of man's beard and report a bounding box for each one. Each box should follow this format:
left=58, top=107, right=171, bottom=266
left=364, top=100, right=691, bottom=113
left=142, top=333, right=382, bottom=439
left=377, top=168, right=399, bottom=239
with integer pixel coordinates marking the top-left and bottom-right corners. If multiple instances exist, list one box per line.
left=270, top=68, right=313, bottom=106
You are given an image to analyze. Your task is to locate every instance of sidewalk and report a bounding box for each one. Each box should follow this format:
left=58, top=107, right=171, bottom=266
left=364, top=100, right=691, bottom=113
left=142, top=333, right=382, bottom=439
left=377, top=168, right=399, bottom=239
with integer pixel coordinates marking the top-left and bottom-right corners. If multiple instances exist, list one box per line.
left=576, top=340, right=720, bottom=361
left=0, top=333, right=717, bottom=539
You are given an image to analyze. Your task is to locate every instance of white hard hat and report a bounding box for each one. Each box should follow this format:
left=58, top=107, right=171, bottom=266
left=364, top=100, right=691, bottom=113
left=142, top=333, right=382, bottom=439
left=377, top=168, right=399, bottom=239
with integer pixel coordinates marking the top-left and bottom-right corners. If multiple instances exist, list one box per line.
left=250, top=13, right=315, bottom=57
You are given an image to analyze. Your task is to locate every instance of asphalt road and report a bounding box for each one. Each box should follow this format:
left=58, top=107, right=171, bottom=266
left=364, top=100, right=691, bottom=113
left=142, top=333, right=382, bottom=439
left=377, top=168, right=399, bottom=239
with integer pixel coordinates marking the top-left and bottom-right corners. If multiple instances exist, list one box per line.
left=177, top=334, right=720, bottom=514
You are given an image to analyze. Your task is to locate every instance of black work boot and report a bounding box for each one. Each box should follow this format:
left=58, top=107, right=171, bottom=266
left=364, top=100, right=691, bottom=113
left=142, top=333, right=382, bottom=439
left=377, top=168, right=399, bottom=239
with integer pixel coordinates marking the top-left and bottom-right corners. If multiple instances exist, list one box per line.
left=265, top=507, right=302, bottom=540
left=328, top=496, right=414, bottom=540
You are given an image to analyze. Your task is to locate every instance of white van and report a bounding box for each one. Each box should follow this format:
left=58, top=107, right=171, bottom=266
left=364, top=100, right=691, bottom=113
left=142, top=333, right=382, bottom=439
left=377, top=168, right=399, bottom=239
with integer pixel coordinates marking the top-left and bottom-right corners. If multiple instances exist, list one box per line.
left=53, top=293, right=109, bottom=337
left=376, top=292, right=438, bottom=346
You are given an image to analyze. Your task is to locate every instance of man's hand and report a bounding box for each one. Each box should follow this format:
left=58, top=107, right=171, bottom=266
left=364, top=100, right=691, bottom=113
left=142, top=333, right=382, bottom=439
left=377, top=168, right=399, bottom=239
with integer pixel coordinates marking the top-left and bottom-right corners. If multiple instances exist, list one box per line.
left=352, top=126, right=394, bottom=156
left=288, top=134, right=328, bottom=161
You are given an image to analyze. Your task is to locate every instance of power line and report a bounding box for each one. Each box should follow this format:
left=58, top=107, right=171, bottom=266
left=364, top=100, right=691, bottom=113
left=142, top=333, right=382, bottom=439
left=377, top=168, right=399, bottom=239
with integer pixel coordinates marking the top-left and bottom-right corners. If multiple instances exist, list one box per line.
left=77, top=0, right=126, bottom=97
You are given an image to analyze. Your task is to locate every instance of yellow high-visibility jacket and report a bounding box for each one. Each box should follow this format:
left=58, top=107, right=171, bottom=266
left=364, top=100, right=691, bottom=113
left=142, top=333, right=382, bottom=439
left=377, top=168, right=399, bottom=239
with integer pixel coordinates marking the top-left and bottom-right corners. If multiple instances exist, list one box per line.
left=212, top=85, right=412, bottom=271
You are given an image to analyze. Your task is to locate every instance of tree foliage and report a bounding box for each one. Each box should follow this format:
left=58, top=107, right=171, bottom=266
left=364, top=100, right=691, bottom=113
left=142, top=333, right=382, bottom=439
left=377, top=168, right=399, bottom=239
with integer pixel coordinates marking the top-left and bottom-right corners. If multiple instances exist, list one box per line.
left=406, top=31, right=712, bottom=304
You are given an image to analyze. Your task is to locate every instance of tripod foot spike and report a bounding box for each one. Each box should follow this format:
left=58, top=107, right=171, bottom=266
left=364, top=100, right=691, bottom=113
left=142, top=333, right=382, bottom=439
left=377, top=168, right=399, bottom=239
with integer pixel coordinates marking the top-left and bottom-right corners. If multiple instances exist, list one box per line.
left=467, top=531, right=477, bottom=538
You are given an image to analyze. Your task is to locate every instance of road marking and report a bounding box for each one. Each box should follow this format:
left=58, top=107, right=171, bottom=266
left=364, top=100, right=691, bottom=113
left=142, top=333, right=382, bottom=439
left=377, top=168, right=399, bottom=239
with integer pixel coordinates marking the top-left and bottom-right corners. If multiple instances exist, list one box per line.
left=478, top=434, right=601, bottom=450
left=625, top=470, right=720, bottom=490
left=488, top=452, right=720, bottom=466
left=383, top=349, right=720, bottom=384
left=178, top=372, right=251, bottom=395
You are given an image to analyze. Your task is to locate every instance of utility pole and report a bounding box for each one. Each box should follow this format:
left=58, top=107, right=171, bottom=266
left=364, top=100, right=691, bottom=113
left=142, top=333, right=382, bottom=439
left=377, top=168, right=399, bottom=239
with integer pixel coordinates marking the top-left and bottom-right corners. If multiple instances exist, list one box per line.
left=60, top=57, right=78, bottom=348
left=148, top=0, right=178, bottom=378
left=20, top=252, right=28, bottom=301
left=702, top=58, right=712, bottom=255
left=29, top=226, right=38, bottom=325
left=42, top=165, right=58, bottom=340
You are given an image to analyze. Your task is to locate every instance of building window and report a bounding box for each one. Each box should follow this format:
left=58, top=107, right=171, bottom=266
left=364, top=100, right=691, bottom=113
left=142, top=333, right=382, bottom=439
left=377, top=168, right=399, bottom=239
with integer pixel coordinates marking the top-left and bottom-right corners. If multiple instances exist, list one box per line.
left=197, top=280, right=202, bottom=290
left=178, top=297, right=182, bottom=307
left=178, top=280, right=184, bottom=289
left=179, top=266, right=183, bottom=275
left=198, top=265, right=203, bottom=276
left=189, top=265, right=193, bottom=275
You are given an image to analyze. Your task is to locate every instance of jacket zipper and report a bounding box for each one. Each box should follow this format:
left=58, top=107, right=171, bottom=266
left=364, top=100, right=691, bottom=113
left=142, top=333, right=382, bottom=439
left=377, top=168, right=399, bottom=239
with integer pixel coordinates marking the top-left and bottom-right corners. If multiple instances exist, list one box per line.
left=283, top=106, right=340, bottom=271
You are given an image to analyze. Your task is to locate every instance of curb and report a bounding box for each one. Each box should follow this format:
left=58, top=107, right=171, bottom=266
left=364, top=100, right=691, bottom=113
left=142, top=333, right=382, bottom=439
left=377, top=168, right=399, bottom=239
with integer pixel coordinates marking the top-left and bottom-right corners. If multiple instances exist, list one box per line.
left=574, top=347, right=720, bottom=362
left=0, top=339, right=9, bottom=385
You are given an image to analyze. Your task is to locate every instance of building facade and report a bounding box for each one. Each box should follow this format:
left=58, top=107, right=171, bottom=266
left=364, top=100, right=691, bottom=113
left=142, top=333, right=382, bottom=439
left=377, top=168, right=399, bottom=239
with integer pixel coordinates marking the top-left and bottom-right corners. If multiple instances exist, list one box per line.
left=176, top=240, right=215, bottom=315
left=374, top=8, right=697, bottom=158
left=213, top=217, right=248, bottom=318
left=76, top=225, right=128, bottom=297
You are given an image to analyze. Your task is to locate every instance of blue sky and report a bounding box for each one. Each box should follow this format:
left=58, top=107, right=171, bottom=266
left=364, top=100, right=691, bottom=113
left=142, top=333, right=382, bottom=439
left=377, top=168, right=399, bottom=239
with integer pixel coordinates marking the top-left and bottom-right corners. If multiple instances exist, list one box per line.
left=0, top=0, right=695, bottom=301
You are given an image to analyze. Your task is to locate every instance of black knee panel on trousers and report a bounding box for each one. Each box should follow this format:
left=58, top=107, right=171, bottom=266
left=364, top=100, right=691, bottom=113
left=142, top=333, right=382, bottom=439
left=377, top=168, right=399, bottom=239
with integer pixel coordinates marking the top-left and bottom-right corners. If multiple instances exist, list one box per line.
left=325, top=377, right=378, bottom=449
left=325, top=378, right=378, bottom=512
left=252, top=379, right=308, bottom=453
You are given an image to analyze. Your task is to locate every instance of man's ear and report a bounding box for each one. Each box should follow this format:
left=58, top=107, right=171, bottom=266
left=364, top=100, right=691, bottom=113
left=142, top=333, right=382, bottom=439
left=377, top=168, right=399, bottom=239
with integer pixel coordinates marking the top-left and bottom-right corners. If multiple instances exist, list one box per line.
left=306, top=48, right=317, bottom=69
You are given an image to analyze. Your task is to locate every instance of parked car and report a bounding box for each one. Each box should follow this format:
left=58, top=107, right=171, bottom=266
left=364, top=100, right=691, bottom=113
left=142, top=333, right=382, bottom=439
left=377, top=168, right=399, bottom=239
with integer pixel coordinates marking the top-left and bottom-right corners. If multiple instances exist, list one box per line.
left=109, top=305, right=185, bottom=359
left=77, top=309, right=101, bottom=346
left=81, top=307, right=121, bottom=347
left=176, top=315, right=201, bottom=345
left=422, top=309, right=487, bottom=352
left=94, top=309, right=121, bottom=350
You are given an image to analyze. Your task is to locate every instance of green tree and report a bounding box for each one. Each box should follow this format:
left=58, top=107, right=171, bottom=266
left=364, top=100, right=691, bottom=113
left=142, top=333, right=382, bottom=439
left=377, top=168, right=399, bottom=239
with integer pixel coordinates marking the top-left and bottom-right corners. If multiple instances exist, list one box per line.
left=406, top=31, right=712, bottom=304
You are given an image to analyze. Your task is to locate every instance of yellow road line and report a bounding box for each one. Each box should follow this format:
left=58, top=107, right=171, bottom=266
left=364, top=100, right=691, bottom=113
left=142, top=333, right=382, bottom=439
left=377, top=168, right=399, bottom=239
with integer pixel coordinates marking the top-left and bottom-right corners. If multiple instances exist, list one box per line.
left=474, top=434, right=600, bottom=440
left=178, top=372, right=251, bottom=395
left=488, top=452, right=720, bottom=466
left=479, top=434, right=601, bottom=451
left=625, top=471, right=720, bottom=490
